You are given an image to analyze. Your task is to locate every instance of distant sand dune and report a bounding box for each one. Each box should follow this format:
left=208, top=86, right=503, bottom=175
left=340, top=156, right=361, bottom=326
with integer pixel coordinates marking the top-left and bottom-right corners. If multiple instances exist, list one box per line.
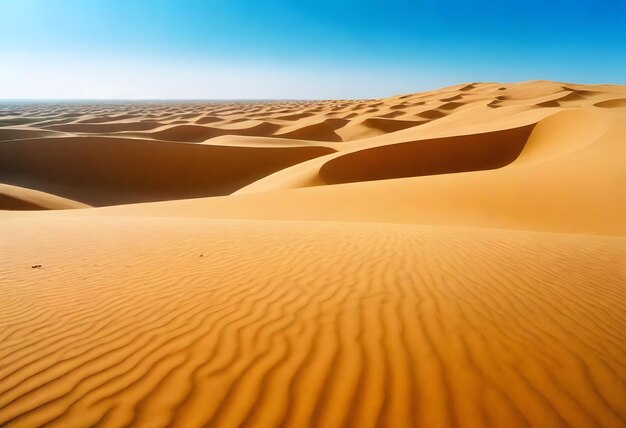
left=379, top=110, right=407, bottom=118
left=194, top=115, right=223, bottom=124
left=146, top=122, right=282, bottom=142
left=336, top=117, right=425, bottom=141
left=274, top=118, right=349, bottom=142
left=417, top=109, right=447, bottom=119
left=439, top=101, right=465, bottom=110
left=595, top=98, right=626, bottom=108
left=75, top=114, right=141, bottom=124
left=0, top=128, right=65, bottom=141
left=47, top=121, right=163, bottom=133
left=273, top=112, right=315, bottom=121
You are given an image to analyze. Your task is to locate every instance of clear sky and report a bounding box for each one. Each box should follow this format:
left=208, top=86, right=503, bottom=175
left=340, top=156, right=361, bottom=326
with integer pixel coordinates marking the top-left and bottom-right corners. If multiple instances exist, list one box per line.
left=0, top=0, right=624, bottom=99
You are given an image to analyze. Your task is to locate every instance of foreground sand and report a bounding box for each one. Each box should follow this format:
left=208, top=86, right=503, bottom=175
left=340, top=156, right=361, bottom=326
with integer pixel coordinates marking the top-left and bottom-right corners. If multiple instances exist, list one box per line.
left=1, top=81, right=625, bottom=427
left=2, top=217, right=625, bottom=427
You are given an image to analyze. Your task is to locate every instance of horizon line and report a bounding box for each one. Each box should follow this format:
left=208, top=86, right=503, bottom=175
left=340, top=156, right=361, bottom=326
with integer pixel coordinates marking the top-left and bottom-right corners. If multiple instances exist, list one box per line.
left=1, top=80, right=623, bottom=105
left=0, top=98, right=327, bottom=103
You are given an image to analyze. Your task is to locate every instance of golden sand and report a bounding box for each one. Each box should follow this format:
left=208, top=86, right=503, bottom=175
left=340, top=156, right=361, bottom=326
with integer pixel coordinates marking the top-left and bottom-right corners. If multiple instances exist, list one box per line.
left=1, top=81, right=625, bottom=427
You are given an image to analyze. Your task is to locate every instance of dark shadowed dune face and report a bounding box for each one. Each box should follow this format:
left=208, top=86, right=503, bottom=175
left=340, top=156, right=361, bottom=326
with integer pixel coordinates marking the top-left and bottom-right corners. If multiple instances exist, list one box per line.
left=0, top=137, right=334, bottom=206
left=320, top=125, right=535, bottom=184
left=0, top=193, right=45, bottom=210
left=595, top=98, right=626, bottom=108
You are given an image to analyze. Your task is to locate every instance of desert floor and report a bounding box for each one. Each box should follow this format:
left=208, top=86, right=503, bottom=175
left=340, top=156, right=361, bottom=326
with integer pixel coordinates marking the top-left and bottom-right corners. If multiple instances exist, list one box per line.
left=1, top=81, right=625, bottom=427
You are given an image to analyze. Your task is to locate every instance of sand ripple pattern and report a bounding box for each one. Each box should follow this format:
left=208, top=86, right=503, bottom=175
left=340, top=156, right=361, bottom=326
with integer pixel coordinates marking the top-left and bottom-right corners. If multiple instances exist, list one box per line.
left=1, top=218, right=625, bottom=427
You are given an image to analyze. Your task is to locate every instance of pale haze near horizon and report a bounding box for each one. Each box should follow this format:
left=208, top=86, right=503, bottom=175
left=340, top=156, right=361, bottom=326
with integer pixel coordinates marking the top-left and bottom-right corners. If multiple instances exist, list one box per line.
left=1, top=53, right=462, bottom=100
left=1, top=0, right=624, bottom=100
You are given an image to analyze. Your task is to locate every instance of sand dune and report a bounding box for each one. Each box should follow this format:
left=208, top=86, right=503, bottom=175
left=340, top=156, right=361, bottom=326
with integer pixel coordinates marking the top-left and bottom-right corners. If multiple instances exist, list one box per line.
left=0, top=136, right=334, bottom=205
left=1, top=80, right=626, bottom=427
left=595, top=98, right=626, bottom=108
left=320, top=124, right=535, bottom=184
left=0, top=183, right=89, bottom=210
left=0, top=127, right=66, bottom=141
left=46, top=121, right=163, bottom=133
left=195, top=115, right=224, bottom=124
left=273, top=118, right=348, bottom=142
left=336, top=117, right=426, bottom=141
left=111, top=107, right=622, bottom=235
left=145, top=122, right=282, bottom=142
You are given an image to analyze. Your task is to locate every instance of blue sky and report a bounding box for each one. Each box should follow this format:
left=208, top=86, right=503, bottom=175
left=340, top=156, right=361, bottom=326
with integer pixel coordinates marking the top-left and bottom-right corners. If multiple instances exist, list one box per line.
left=0, top=0, right=624, bottom=99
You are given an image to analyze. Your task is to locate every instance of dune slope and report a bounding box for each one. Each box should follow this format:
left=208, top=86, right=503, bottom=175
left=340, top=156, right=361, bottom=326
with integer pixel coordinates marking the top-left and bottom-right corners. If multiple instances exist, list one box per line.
left=320, top=124, right=535, bottom=184
left=0, top=136, right=334, bottom=206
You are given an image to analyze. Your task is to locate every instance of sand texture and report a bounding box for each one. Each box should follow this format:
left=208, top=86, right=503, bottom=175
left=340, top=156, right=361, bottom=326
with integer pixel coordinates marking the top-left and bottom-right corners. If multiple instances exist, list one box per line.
left=1, top=81, right=625, bottom=427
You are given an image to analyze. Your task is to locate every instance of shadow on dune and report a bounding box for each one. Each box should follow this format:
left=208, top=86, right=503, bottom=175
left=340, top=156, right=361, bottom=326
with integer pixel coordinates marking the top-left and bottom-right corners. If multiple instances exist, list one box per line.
left=47, top=121, right=163, bottom=133
left=0, top=194, right=44, bottom=210
left=319, top=125, right=536, bottom=184
left=145, top=122, right=282, bottom=142
left=0, top=136, right=334, bottom=206
left=594, top=98, right=626, bottom=108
